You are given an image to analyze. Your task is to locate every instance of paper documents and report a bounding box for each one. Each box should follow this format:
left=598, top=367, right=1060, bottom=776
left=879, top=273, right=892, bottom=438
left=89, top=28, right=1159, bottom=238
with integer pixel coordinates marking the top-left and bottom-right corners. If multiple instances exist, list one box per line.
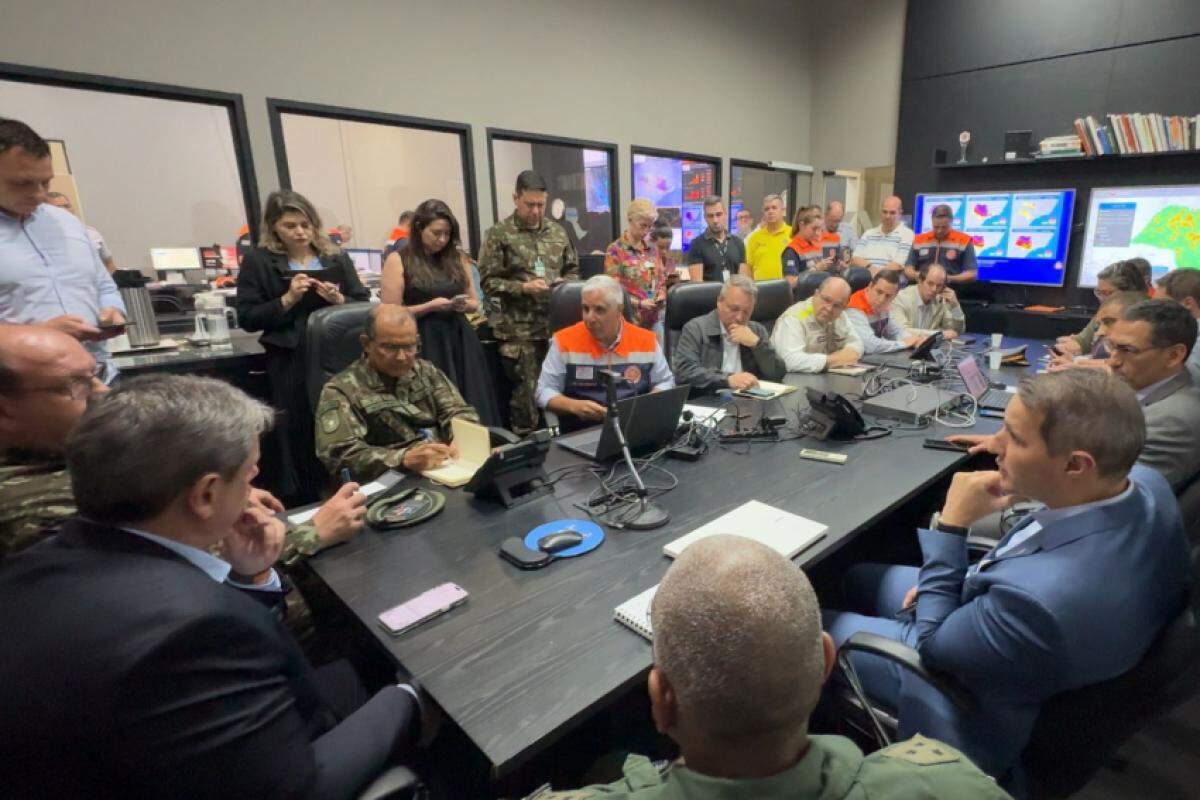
left=614, top=584, right=657, bottom=640
left=731, top=380, right=797, bottom=400
left=421, top=418, right=491, bottom=487
left=663, top=500, right=827, bottom=559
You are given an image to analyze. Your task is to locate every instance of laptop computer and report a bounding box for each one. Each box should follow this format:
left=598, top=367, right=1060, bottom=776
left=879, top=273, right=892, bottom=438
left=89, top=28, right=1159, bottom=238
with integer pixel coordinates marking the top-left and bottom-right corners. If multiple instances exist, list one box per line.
left=555, top=386, right=689, bottom=461
left=956, top=356, right=1015, bottom=411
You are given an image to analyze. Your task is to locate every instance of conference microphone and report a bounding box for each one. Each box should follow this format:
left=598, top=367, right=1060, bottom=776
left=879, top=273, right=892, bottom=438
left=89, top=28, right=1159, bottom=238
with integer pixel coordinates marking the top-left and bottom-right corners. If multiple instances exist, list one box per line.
left=595, top=368, right=669, bottom=530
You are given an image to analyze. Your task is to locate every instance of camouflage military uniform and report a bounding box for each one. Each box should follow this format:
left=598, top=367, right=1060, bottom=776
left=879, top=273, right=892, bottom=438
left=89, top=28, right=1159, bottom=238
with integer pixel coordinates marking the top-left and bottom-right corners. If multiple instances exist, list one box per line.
left=478, top=212, right=580, bottom=435
left=315, top=355, right=480, bottom=483
left=526, top=735, right=1011, bottom=799
left=0, top=450, right=75, bottom=564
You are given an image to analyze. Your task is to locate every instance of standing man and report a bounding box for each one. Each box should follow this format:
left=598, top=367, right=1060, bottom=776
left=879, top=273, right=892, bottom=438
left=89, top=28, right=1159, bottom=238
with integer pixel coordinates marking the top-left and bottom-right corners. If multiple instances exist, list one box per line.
left=686, top=196, right=747, bottom=282
left=734, top=207, right=756, bottom=240
left=825, top=199, right=858, bottom=258
left=891, top=263, right=965, bottom=340
left=0, top=119, right=125, bottom=382
left=743, top=194, right=792, bottom=281
left=851, top=195, right=914, bottom=275
left=771, top=275, right=864, bottom=373
left=478, top=170, right=580, bottom=435
left=46, top=191, right=117, bottom=274
left=906, top=203, right=977, bottom=284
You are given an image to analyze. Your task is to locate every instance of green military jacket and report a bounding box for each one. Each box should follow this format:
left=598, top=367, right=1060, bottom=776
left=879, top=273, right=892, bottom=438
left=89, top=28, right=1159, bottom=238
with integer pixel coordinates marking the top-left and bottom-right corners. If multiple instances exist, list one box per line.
left=0, top=449, right=320, bottom=568
left=478, top=212, right=580, bottom=341
left=315, top=356, right=480, bottom=483
left=529, top=735, right=1011, bottom=800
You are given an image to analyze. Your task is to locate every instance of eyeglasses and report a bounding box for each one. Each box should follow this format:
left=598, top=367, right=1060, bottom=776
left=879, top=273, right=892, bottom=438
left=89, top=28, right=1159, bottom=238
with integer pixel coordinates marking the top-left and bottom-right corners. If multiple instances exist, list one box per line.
left=816, top=292, right=848, bottom=311
left=1108, top=342, right=1162, bottom=358
left=14, top=363, right=104, bottom=399
left=373, top=339, right=421, bottom=356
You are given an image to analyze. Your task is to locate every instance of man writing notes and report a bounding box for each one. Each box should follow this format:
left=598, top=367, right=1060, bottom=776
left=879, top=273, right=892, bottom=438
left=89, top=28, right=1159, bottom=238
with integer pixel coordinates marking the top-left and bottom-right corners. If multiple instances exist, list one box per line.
left=771, top=275, right=863, bottom=373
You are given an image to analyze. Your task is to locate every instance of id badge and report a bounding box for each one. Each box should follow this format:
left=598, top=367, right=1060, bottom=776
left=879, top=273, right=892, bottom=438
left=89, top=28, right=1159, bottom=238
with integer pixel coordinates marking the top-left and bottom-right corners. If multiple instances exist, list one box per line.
left=534, top=258, right=547, bottom=279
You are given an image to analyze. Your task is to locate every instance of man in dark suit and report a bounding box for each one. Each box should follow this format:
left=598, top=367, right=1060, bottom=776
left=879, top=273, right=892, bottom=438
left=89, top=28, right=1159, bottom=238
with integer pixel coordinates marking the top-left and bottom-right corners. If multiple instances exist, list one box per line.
left=671, top=275, right=787, bottom=393
left=1107, top=298, right=1200, bottom=491
left=824, top=369, right=1190, bottom=790
left=0, top=374, right=425, bottom=799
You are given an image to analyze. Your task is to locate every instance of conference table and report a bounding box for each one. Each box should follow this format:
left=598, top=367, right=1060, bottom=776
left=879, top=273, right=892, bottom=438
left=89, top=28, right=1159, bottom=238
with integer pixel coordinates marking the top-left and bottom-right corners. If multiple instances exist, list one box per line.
left=305, top=338, right=1046, bottom=781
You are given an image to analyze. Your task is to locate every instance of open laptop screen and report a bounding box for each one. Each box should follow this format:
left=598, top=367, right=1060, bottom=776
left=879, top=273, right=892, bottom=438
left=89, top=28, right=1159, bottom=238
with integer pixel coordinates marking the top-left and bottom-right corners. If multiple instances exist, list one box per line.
left=955, top=356, right=989, bottom=399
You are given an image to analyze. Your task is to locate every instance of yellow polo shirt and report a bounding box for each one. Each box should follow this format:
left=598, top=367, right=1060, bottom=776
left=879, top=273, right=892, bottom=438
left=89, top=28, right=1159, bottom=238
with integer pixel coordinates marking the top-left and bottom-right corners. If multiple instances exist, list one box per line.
left=745, top=223, right=793, bottom=281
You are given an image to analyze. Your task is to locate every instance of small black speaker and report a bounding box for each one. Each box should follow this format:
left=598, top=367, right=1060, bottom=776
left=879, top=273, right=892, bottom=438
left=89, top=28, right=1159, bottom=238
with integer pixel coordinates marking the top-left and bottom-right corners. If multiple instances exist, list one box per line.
left=932, top=148, right=948, bottom=165
left=1004, top=130, right=1033, bottom=160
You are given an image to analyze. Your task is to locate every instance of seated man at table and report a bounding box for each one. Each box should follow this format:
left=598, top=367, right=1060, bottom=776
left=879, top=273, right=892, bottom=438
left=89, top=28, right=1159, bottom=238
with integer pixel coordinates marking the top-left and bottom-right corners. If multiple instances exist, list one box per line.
left=843, top=269, right=925, bottom=355
left=0, top=374, right=429, bottom=798
left=1157, top=268, right=1200, bottom=383
left=317, top=303, right=479, bottom=482
left=0, top=323, right=365, bottom=567
left=536, top=535, right=1011, bottom=799
left=770, top=274, right=863, bottom=373
left=824, top=369, right=1189, bottom=787
left=671, top=275, right=786, bottom=393
left=536, top=274, right=674, bottom=425
left=890, top=263, right=965, bottom=341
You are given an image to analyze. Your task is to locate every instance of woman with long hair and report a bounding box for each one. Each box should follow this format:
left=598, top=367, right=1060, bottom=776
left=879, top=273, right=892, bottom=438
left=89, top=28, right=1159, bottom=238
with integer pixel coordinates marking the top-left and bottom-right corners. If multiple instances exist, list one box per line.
left=236, top=189, right=370, bottom=502
left=380, top=199, right=500, bottom=426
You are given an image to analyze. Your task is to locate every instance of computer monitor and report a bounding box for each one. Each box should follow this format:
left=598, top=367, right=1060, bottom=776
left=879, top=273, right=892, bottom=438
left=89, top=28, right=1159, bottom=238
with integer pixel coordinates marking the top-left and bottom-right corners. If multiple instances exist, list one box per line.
left=913, top=189, right=1076, bottom=286
left=1078, top=184, right=1200, bottom=287
left=345, top=248, right=384, bottom=273
left=149, top=247, right=202, bottom=271
left=199, top=245, right=238, bottom=272
left=632, top=153, right=716, bottom=253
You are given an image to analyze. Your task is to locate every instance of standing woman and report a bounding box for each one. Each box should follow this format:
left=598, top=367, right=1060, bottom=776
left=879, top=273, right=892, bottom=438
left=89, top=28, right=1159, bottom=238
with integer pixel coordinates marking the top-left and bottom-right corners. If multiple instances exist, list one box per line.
left=605, top=198, right=664, bottom=336
left=380, top=199, right=501, bottom=426
left=237, top=190, right=369, bottom=502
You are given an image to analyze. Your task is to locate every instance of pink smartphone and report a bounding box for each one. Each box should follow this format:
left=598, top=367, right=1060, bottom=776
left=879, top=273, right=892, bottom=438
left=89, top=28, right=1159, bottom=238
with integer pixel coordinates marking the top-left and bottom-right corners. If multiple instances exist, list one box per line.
left=377, top=582, right=468, bottom=636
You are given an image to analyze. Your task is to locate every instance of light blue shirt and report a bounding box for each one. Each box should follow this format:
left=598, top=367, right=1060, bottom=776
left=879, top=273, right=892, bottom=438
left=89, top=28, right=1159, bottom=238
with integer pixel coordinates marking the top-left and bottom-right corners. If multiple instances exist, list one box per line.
left=1135, top=372, right=1182, bottom=405
left=287, top=257, right=320, bottom=271
left=0, top=203, right=125, bottom=379
left=983, top=480, right=1136, bottom=565
left=124, top=526, right=282, bottom=592
left=535, top=325, right=675, bottom=408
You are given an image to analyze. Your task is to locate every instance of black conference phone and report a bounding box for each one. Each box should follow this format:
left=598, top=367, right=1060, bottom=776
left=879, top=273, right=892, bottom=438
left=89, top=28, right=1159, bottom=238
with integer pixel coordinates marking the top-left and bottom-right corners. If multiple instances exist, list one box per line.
left=805, top=388, right=867, bottom=440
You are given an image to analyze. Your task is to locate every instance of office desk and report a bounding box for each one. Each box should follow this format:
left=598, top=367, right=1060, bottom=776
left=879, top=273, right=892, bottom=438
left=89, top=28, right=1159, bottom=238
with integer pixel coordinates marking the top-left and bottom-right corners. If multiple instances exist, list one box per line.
left=304, top=359, right=1018, bottom=779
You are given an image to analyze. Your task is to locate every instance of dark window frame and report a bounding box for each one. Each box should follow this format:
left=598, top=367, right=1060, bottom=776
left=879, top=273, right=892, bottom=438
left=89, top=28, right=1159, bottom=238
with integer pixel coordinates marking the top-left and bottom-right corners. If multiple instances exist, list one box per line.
left=729, top=158, right=810, bottom=222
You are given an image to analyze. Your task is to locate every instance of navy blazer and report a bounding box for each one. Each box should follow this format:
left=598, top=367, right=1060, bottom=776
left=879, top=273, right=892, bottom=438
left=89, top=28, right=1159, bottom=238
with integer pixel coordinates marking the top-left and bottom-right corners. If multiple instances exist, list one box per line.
left=0, top=518, right=415, bottom=799
left=905, top=464, right=1190, bottom=781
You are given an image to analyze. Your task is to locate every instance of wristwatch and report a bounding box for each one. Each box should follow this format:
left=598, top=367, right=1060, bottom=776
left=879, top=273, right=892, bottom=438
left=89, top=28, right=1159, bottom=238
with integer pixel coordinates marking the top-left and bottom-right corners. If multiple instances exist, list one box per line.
left=929, top=512, right=969, bottom=537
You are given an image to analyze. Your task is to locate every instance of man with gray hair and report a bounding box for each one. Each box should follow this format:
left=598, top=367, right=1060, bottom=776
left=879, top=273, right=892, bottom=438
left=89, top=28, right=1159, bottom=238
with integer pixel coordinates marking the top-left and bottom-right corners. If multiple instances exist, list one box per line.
left=672, top=276, right=786, bottom=393
left=686, top=196, right=748, bottom=282
left=824, top=199, right=858, bottom=255
left=535, top=535, right=1010, bottom=798
left=827, top=369, right=1189, bottom=787
left=536, top=274, right=673, bottom=424
left=0, top=374, right=429, bottom=797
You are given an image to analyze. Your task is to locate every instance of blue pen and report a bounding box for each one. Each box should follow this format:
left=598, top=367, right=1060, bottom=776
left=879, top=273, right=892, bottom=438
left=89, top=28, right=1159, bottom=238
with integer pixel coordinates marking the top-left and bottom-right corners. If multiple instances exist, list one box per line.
left=340, top=468, right=353, bottom=484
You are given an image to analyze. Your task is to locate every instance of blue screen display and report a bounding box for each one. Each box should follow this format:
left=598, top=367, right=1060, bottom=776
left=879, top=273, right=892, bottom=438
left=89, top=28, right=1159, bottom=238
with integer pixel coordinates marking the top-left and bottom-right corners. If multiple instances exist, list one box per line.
left=914, top=189, right=1076, bottom=286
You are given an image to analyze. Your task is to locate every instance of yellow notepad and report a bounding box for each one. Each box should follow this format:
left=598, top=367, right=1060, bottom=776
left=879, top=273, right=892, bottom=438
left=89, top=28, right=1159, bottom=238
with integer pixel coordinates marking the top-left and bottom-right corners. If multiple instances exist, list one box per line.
left=420, top=418, right=490, bottom=487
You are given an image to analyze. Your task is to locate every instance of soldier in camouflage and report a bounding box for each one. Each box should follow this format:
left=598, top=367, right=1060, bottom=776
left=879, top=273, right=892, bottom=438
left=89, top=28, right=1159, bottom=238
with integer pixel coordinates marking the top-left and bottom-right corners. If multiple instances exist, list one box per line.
left=316, top=303, right=480, bottom=482
left=525, top=536, right=1011, bottom=800
left=478, top=169, right=580, bottom=435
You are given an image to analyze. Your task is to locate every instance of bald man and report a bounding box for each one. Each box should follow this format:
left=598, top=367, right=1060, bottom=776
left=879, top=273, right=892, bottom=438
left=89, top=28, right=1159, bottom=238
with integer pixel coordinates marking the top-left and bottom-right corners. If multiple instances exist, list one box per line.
left=0, top=324, right=365, bottom=568
left=850, top=195, right=914, bottom=275
left=771, top=275, right=864, bottom=372
left=536, top=535, right=1010, bottom=798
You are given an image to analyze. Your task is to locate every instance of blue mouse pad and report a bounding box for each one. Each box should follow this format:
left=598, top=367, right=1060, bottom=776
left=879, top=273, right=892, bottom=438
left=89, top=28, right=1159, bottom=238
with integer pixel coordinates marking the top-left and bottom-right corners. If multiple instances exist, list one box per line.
left=524, top=519, right=604, bottom=558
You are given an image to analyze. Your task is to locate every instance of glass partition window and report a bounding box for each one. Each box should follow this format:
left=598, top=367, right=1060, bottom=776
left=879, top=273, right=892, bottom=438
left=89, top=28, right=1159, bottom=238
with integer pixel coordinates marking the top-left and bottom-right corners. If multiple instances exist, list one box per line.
left=491, top=136, right=615, bottom=255
left=631, top=153, right=717, bottom=252
left=277, top=111, right=472, bottom=251
left=0, top=78, right=248, bottom=276
left=730, top=164, right=805, bottom=232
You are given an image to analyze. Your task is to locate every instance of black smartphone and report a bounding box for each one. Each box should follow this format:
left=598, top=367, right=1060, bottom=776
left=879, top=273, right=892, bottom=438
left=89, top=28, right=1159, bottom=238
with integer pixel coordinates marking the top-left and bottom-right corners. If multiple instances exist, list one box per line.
left=923, top=438, right=971, bottom=453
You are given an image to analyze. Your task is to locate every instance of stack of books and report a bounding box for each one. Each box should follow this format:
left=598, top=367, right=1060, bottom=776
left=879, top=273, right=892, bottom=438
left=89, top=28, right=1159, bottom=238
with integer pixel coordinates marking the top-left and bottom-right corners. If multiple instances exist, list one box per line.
left=1037, top=135, right=1084, bottom=158
left=1073, top=113, right=1200, bottom=156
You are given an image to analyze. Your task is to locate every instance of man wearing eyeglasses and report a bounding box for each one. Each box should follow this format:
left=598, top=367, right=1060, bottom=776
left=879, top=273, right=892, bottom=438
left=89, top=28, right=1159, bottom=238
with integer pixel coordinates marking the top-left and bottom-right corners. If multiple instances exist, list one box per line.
left=316, top=303, right=480, bottom=482
left=770, top=274, right=863, bottom=373
left=1106, top=299, right=1200, bottom=491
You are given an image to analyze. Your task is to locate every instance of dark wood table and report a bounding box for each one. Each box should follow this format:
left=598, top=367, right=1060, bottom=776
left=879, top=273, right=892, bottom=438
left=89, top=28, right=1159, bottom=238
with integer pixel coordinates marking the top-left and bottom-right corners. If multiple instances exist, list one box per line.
left=303, top=340, right=1056, bottom=779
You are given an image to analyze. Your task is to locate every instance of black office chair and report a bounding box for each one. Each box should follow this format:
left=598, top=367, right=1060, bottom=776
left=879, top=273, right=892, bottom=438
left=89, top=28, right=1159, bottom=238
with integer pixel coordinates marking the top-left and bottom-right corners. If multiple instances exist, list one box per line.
left=751, top=279, right=792, bottom=333
left=664, top=282, right=722, bottom=364
left=305, top=302, right=374, bottom=412
left=834, top=563, right=1200, bottom=799
left=548, top=281, right=636, bottom=335
left=579, top=253, right=605, bottom=279
left=846, top=266, right=873, bottom=293
left=356, top=766, right=419, bottom=800
left=794, top=271, right=830, bottom=302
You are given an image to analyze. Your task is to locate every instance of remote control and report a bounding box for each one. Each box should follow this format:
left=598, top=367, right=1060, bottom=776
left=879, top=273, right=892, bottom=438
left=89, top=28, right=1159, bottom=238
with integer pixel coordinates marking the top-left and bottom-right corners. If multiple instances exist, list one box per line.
left=798, top=448, right=848, bottom=464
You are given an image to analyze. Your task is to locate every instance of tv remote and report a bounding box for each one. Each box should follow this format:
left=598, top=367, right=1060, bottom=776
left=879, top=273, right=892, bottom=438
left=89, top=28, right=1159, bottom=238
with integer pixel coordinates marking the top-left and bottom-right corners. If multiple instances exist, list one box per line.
left=798, top=448, right=848, bottom=464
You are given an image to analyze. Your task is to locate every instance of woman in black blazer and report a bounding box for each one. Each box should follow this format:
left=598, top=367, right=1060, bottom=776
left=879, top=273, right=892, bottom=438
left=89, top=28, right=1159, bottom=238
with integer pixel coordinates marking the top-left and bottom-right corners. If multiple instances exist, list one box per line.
left=236, top=190, right=369, bottom=502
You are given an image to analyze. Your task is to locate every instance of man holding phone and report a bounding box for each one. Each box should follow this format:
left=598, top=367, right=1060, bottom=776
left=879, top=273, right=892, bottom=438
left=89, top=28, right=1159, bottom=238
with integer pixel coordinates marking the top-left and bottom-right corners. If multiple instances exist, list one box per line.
left=890, top=263, right=966, bottom=340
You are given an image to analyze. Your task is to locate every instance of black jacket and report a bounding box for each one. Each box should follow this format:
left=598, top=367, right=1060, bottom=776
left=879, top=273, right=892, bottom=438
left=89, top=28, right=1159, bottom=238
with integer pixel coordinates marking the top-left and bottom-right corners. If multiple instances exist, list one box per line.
left=0, top=518, right=415, bottom=799
left=236, top=247, right=371, bottom=350
left=671, top=309, right=787, bottom=394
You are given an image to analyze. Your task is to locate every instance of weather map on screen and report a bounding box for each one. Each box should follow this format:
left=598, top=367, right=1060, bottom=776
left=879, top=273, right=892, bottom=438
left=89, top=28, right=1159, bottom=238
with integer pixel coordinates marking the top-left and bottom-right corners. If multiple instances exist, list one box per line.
left=632, top=154, right=715, bottom=251
left=583, top=149, right=611, bottom=213
left=1078, top=184, right=1200, bottom=287
left=914, top=189, right=1075, bottom=286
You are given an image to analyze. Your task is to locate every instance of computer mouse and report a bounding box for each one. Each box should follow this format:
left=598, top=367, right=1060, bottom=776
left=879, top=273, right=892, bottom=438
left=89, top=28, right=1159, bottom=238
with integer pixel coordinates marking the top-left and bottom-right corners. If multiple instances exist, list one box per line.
left=537, top=530, right=585, bottom=554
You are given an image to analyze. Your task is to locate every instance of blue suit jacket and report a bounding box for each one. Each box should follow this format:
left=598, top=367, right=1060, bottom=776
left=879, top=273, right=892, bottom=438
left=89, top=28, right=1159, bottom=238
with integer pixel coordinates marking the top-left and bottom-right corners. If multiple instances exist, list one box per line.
left=904, top=465, right=1190, bottom=781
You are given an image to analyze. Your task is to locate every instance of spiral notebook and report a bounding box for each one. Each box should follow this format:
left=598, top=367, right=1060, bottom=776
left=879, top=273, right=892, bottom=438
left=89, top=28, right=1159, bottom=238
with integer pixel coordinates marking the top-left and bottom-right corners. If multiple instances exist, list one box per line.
left=613, top=584, right=658, bottom=641
left=662, top=500, right=827, bottom=560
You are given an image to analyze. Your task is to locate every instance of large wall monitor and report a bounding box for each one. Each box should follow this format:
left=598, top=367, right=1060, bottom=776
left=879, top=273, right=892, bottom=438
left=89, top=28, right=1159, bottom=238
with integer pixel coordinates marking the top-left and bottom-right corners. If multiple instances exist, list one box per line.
left=914, top=190, right=1075, bottom=286
left=1078, top=184, right=1200, bottom=287
left=631, top=154, right=716, bottom=251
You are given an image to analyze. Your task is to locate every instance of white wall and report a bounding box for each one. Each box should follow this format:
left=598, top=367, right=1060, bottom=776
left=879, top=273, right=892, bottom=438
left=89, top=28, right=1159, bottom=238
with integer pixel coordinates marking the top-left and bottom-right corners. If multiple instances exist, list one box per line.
left=281, top=114, right=471, bottom=248
left=491, top=140, right=534, bottom=221
left=809, top=0, right=907, bottom=172
left=1, top=0, right=820, bottom=236
left=0, top=79, right=245, bottom=273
